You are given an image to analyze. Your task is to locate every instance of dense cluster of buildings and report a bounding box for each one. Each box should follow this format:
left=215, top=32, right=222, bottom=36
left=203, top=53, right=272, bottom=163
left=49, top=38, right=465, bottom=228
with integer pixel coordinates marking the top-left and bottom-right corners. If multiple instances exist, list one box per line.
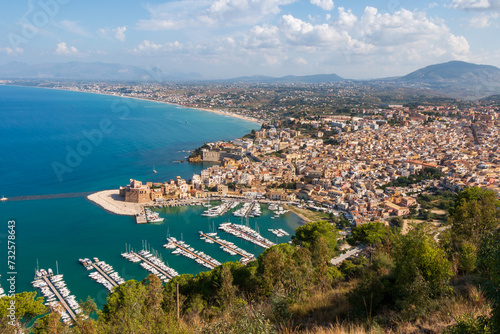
left=119, top=106, right=500, bottom=226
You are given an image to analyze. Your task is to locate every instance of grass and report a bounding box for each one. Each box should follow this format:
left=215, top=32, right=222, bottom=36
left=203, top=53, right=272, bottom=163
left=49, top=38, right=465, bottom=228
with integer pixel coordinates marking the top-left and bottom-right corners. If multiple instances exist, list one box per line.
left=286, top=205, right=331, bottom=222
left=278, top=279, right=491, bottom=334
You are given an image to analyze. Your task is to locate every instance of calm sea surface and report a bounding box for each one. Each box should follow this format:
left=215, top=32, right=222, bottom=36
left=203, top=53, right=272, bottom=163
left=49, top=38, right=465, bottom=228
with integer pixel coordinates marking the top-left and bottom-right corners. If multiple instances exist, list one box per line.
left=0, top=85, right=302, bottom=306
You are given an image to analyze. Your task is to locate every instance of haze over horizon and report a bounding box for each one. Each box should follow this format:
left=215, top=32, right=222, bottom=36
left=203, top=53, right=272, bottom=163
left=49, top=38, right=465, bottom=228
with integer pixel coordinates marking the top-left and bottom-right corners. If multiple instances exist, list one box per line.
left=1, top=0, right=500, bottom=80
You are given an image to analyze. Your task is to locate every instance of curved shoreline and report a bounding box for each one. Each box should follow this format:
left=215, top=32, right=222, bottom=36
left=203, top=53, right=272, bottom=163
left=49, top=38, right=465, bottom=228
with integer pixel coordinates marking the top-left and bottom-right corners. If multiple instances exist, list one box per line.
left=87, top=190, right=144, bottom=216
left=2, top=84, right=262, bottom=125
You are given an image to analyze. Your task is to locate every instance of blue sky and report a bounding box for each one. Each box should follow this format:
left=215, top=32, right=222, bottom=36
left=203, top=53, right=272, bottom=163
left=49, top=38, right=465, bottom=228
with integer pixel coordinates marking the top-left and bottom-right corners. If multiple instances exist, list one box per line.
left=0, top=0, right=499, bottom=79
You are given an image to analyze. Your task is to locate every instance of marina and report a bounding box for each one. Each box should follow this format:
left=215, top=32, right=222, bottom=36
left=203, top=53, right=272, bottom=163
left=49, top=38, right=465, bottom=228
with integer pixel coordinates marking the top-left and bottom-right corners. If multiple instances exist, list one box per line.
left=199, top=232, right=255, bottom=265
left=121, top=250, right=178, bottom=283
left=218, top=222, right=276, bottom=248
left=164, top=237, right=222, bottom=270
left=32, top=270, right=81, bottom=324
left=79, top=258, right=125, bottom=291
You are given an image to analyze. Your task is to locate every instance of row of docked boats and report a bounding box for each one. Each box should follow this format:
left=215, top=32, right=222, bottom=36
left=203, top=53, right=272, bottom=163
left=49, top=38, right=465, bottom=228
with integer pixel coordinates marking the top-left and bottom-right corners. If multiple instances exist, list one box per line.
left=268, top=228, right=290, bottom=238
left=232, top=202, right=261, bottom=217
left=138, top=250, right=179, bottom=283
left=145, top=208, right=164, bottom=223
left=201, top=200, right=240, bottom=217
left=164, top=237, right=221, bottom=270
left=199, top=231, right=255, bottom=261
left=122, top=250, right=178, bottom=283
left=80, top=258, right=125, bottom=290
left=32, top=271, right=82, bottom=324
left=268, top=203, right=289, bottom=218
left=218, top=222, right=275, bottom=248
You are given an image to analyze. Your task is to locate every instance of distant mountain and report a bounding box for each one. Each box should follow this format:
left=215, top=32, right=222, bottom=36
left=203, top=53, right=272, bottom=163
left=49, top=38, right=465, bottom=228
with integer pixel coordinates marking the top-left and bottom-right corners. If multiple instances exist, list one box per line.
left=0, top=62, right=202, bottom=82
left=224, top=73, right=345, bottom=83
left=396, top=61, right=500, bottom=99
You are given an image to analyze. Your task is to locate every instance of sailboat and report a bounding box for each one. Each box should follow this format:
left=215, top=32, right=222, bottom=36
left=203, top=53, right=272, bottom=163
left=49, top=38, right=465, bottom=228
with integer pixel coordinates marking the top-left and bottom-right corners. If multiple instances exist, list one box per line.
left=153, top=165, right=157, bottom=174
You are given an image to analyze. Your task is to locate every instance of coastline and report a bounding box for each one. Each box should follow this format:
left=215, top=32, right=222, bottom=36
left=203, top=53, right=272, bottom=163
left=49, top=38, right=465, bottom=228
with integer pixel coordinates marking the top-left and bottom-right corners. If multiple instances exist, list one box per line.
left=285, top=205, right=312, bottom=223
left=87, top=190, right=144, bottom=216
left=1, top=84, right=262, bottom=126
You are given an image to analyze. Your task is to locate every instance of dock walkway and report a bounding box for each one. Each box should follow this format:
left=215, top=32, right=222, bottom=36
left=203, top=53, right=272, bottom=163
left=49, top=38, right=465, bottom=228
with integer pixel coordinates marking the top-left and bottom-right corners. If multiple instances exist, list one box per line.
left=89, top=263, right=118, bottom=288
left=130, top=251, right=175, bottom=279
left=200, top=232, right=254, bottom=263
left=219, top=223, right=275, bottom=248
left=244, top=202, right=256, bottom=218
left=41, top=276, right=77, bottom=322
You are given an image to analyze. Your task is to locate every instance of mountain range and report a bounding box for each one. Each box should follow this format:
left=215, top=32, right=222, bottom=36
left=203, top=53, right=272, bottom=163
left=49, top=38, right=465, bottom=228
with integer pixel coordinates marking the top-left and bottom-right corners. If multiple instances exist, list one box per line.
left=2, top=60, right=500, bottom=99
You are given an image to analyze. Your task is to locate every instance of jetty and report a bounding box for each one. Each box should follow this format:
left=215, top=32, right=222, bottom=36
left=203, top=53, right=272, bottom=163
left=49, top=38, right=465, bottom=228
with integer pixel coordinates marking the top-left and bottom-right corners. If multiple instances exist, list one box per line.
left=122, top=250, right=178, bottom=282
left=244, top=202, right=256, bottom=218
left=218, top=222, right=275, bottom=248
left=200, top=232, right=255, bottom=265
left=32, top=270, right=80, bottom=324
left=79, top=258, right=125, bottom=290
left=164, top=237, right=221, bottom=270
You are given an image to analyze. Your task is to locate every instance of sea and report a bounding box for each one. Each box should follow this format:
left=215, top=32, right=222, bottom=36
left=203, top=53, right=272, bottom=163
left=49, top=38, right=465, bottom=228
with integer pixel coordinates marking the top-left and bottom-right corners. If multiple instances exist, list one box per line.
left=0, top=85, right=303, bottom=307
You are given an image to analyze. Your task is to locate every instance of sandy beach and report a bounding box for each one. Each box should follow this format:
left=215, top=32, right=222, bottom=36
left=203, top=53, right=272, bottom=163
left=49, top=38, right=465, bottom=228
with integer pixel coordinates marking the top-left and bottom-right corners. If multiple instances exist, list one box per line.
left=11, top=85, right=262, bottom=125
left=87, top=190, right=145, bottom=216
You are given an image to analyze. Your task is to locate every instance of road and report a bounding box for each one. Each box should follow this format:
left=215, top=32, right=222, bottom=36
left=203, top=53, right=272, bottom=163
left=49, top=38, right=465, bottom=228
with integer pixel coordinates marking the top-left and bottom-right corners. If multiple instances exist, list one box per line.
left=330, top=246, right=364, bottom=266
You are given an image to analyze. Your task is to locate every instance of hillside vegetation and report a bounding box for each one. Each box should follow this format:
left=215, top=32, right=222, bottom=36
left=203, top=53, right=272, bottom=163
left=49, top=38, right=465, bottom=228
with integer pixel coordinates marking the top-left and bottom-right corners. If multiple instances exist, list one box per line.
left=1, top=187, right=499, bottom=334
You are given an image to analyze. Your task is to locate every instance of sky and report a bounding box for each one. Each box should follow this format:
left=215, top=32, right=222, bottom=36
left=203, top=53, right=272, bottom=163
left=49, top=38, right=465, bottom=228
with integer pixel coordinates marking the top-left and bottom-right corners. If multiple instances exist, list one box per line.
left=0, top=0, right=499, bottom=79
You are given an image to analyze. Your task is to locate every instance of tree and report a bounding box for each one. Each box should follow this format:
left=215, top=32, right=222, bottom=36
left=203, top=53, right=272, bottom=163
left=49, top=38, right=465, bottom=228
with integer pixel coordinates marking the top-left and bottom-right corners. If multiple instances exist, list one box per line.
left=348, top=222, right=388, bottom=246
left=217, top=263, right=238, bottom=309
left=448, top=187, right=500, bottom=275
left=393, top=227, right=453, bottom=315
left=257, top=244, right=313, bottom=298
left=0, top=291, right=46, bottom=332
left=292, top=220, right=338, bottom=253
left=449, top=187, right=500, bottom=246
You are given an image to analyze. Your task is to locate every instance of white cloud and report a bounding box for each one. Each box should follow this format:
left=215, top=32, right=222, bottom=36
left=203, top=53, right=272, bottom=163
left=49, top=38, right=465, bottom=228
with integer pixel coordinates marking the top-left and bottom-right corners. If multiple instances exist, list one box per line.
left=230, top=6, right=470, bottom=71
left=136, top=0, right=297, bottom=30
left=55, top=20, right=91, bottom=37
left=98, top=26, right=128, bottom=41
left=132, top=40, right=183, bottom=54
left=337, top=7, right=357, bottom=27
left=136, top=18, right=179, bottom=30
left=469, top=12, right=499, bottom=27
left=451, top=0, right=500, bottom=12
left=0, top=47, right=24, bottom=55
left=310, top=0, right=334, bottom=11
left=54, top=42, right=78, bottom=55
left=114, top=26, right=126, bottom=42
left=451, top=0, right=494, bottom=9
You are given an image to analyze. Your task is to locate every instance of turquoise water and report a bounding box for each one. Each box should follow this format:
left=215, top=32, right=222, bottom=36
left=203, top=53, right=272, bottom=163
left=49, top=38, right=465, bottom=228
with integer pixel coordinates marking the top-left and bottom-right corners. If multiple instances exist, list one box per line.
left=0, top=85, right=301, bottom=307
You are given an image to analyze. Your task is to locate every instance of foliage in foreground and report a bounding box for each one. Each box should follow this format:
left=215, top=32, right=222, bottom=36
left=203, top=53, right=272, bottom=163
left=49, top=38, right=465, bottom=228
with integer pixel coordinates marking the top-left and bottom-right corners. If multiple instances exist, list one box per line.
left=0, top=187, right=499, bottom=333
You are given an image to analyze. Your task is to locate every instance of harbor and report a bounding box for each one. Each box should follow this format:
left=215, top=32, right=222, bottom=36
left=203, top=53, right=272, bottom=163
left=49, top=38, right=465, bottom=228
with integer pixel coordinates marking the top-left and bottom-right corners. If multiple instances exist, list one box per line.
left=121, top=250, right=178, bottom=283
left=32, top=269, right=81, bottom=324
left=164, top=237, right=222, bottom=270
left=218, top=222, right=276, bottom=248
left=199, top=232, right=255, bottom=265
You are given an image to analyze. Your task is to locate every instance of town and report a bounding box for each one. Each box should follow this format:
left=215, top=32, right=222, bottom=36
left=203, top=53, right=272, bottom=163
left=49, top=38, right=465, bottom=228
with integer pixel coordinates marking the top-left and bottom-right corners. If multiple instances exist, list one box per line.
left=116, top=100, right=499, bottom=228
